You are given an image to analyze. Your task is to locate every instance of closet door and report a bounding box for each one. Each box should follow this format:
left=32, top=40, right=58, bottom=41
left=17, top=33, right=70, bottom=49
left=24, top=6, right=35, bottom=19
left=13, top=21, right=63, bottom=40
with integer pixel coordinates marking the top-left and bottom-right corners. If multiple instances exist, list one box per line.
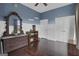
left=39, top=19, right=48, bottom=39
left=48, top=24, right=55, bottom=41
left=54, top=16, right=75, bottom=56
left=55, top=16, right=74, bottom=43
left=40, top=19, right=55, bottom=41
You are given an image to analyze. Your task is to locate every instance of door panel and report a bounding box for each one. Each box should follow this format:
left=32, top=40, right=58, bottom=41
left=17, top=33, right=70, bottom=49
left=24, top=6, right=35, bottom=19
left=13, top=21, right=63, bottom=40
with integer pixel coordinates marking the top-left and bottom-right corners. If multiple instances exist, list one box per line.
left=55, top=16, right=75, bottom=43
left=40, top=19, right=48, bottom=39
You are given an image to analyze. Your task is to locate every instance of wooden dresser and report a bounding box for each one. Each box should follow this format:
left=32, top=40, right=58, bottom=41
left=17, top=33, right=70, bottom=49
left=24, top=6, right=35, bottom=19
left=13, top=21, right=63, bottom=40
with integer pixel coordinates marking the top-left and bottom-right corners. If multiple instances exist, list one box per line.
left=1, top=34, right=27, bottom=53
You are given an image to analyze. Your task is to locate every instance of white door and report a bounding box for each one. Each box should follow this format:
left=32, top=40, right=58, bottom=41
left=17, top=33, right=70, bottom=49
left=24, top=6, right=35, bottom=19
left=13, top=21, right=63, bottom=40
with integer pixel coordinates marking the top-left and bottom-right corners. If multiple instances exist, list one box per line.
left=48, top=24, right=55, bottom=41
left=55, top=16, right=75, bottom=43
left=40, top=19, right=55, bottom=41
left=55, top=16, right=75, bottom=56
left=39, top=19, right=48, bottom=39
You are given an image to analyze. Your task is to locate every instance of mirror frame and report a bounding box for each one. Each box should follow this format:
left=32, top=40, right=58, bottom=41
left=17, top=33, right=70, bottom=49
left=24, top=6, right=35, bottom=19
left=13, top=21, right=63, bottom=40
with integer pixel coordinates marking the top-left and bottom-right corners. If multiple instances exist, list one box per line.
left=3, top=12, right=24, bottom=36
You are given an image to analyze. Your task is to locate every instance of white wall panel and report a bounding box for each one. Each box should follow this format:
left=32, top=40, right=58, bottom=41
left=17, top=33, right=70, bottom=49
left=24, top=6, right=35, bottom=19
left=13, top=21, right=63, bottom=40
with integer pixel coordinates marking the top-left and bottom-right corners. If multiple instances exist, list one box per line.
left=0, top=21, right=6, bottom=37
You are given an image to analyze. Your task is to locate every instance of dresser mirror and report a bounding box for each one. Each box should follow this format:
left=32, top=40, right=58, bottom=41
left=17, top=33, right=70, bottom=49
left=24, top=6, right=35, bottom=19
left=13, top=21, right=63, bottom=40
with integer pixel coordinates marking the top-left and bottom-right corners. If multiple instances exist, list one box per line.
left=3, top=12, right=24, bottom=36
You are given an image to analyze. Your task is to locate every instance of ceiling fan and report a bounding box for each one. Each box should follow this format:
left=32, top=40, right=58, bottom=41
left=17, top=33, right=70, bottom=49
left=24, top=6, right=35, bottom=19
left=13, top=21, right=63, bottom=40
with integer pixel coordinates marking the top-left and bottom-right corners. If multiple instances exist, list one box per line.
left=35, top=3, right=47, bottom=6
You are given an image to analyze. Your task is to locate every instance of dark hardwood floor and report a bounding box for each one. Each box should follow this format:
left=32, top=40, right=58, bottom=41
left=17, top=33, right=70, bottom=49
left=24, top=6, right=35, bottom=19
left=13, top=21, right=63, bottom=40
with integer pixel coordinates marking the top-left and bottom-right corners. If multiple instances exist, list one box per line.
left=8, top=39, right=49, bottom=56
left=68, top=43, right=79, bottom=56
left=7, top=39, right=79, bottom=56
left=8, top=46, right=48, bottom=56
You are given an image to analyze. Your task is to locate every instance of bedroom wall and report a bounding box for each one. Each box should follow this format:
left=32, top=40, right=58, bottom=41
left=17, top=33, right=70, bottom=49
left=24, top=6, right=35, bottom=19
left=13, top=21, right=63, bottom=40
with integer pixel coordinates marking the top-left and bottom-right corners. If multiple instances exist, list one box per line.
left=41, top=4, right=76, bottom=41
left=0, top=3, right=76, bottom=39
left=0, top=4, right=6, bottom=54
left=1, top=3, right=40, bottom=34
left=40, top=4, right=76, bottom=55
left=41, top=4, right=76, bottom=24
left=4, top=3, right=40, bottom=24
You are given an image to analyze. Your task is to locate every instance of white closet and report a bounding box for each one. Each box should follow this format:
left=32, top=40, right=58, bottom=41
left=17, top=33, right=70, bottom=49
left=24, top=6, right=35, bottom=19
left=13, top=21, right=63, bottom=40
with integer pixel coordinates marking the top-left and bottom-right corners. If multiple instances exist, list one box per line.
left=55, top=15, right=75, bottom=43
left=54, top=16, right=75, bottom=56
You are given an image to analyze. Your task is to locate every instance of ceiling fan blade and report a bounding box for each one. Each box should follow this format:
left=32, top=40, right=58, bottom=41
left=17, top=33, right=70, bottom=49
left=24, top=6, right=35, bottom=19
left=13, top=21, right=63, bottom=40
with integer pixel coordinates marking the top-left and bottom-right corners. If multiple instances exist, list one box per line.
left=35, top=3, right=39, bottom=6
left=43, top=3, right=47, bottom=6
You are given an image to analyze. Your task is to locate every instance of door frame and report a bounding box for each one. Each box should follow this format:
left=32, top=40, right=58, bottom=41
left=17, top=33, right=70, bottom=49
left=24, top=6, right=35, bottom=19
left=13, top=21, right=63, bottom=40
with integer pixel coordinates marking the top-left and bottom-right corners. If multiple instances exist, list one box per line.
left=76, top=3, right=79, bottom=48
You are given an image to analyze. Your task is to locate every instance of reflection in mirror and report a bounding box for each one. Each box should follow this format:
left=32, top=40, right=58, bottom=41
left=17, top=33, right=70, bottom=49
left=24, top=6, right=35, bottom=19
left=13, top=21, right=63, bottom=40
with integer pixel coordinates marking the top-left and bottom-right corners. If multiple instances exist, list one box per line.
left=9, top=15, right=21, bottom=35
left=17, top=20, right=20, bottom=34
left=9, top=15, right=14, bottom=34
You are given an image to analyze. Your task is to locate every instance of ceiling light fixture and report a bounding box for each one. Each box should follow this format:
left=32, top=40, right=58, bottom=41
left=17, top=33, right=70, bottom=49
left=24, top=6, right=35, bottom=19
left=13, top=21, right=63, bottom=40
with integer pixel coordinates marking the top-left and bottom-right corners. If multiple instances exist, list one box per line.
left=35, top=3, right=47, bottom=6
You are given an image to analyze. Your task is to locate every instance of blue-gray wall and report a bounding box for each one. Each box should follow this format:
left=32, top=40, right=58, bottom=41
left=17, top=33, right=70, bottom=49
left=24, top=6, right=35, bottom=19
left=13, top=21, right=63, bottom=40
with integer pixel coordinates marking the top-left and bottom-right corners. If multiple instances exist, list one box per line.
left=0, top=3, right=76, bottom=24
left=0, top=3, right=40, bottom=24
left=41, top=4, right=76, bottom=24
left=0, top=4, right=5, bottom=21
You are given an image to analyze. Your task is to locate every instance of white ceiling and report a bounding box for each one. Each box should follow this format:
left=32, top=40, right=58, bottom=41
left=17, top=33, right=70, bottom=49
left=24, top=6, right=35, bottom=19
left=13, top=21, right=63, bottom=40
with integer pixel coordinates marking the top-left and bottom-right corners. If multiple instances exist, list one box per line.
left=21, top=3, right=71, bottom=13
